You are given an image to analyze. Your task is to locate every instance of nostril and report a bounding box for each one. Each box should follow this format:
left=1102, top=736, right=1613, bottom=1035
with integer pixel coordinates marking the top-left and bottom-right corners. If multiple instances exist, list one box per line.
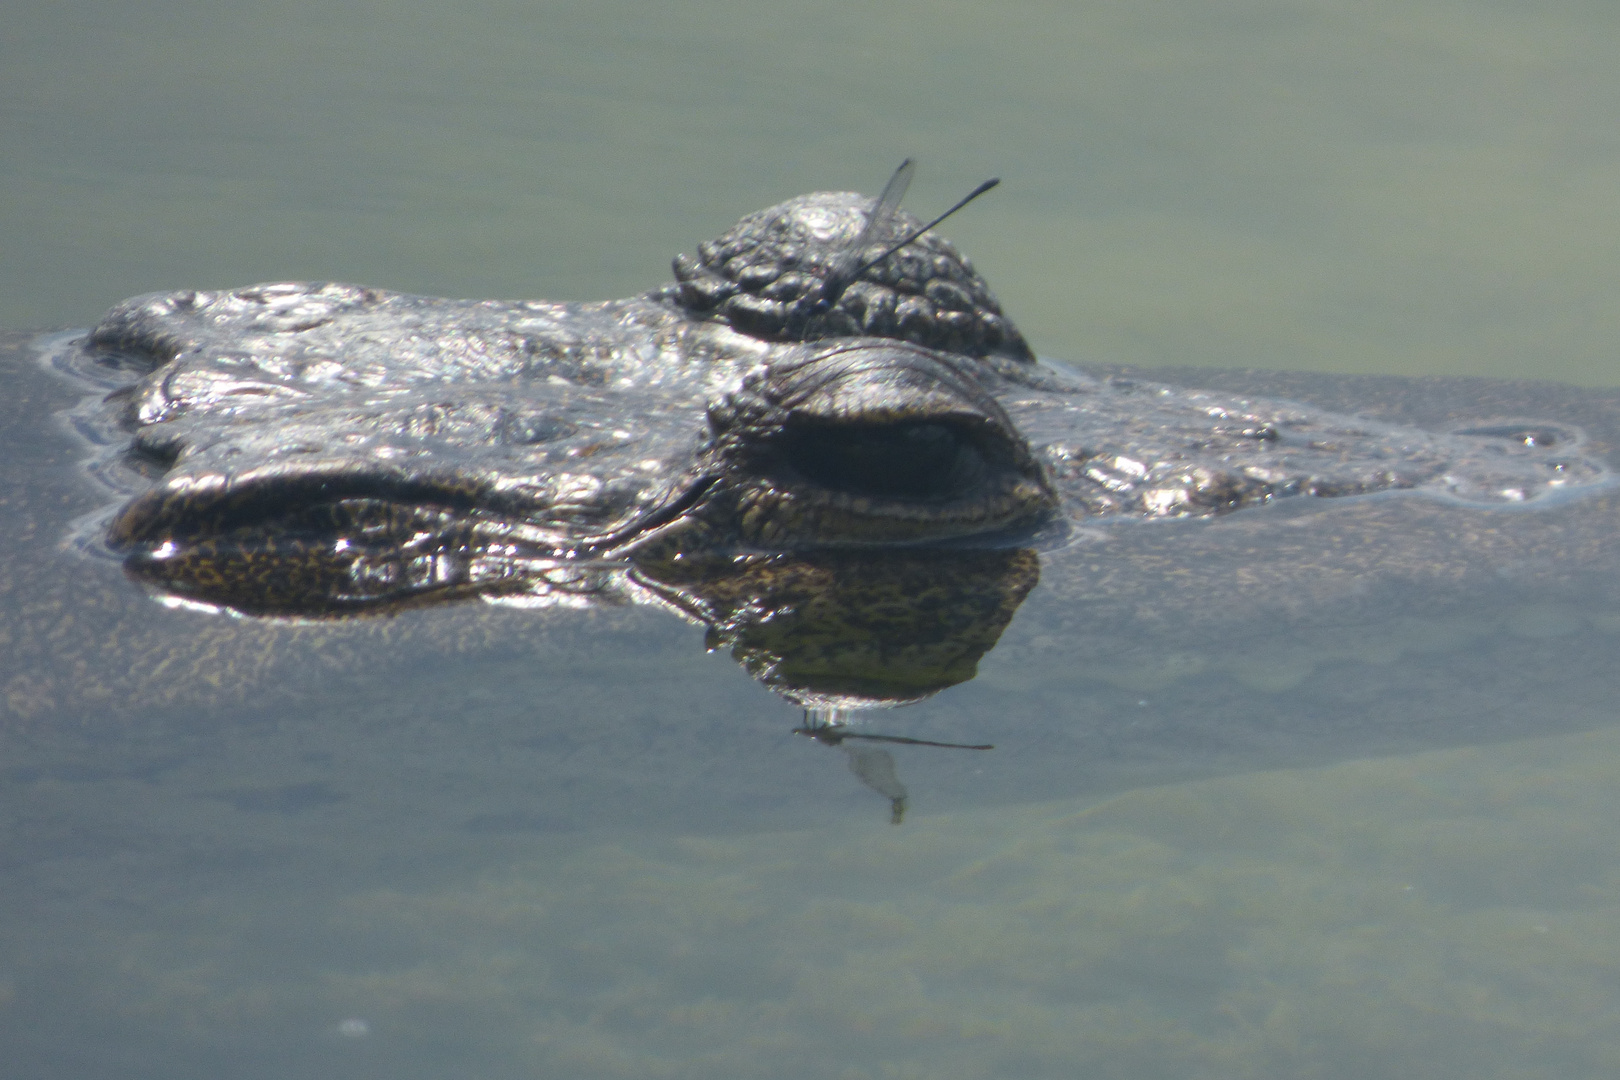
left=774, top=420, right=988, bottom=500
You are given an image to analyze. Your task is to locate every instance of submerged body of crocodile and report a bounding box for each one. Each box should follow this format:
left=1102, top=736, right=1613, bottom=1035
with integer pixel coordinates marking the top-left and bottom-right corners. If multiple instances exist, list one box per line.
left=79, top=188, right=1606, bottom=623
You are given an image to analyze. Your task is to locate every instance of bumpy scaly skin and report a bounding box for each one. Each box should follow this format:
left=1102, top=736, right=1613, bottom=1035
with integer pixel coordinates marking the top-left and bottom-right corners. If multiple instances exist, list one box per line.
left=76, top=187, right=1611, bottom=621
left=667, top=192, right=1034, bottom=360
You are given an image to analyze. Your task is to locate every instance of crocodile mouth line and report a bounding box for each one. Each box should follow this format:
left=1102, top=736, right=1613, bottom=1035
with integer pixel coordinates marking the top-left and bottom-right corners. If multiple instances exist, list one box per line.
left=587, top=474, right=723, bottom=559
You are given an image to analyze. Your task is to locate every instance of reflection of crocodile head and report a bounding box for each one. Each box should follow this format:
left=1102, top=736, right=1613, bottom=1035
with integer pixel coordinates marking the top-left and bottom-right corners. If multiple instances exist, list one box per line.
left=125, top=532, right=1040, bottom=707
left=634, top=548, right=1039, bottom=705
left=75, top=178, right=1611, bottom=713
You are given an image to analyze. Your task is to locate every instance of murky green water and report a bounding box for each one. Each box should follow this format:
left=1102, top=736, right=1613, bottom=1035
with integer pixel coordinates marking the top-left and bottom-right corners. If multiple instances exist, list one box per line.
left=6, top=1, right=1620, bottom=1076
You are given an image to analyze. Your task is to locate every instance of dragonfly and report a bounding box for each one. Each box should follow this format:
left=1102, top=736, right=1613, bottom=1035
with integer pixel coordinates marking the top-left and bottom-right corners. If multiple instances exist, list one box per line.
left=782, top=159, right=1001, bottom=340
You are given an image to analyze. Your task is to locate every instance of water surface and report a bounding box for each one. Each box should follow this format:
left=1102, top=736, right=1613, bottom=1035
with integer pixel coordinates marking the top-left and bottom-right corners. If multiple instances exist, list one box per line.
left=5, top=2, right=1620, bottom=1077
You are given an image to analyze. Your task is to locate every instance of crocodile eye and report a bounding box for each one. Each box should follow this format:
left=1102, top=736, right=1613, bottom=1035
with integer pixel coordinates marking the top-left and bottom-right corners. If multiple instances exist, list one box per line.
left=776, top=420, right=988, bottom=500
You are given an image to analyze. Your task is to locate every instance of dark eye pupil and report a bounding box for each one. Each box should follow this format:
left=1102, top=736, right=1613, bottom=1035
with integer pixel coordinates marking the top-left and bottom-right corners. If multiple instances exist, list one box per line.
left=777, top=421, right=985, bottom=499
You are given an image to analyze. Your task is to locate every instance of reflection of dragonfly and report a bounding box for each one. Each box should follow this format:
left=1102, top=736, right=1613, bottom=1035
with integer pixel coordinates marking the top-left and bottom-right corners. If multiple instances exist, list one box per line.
left=796, top=709, right=992, bottom=825
left=783, top=159, right=1001, bottom=339
left=793, top=710, right=994, bottom=751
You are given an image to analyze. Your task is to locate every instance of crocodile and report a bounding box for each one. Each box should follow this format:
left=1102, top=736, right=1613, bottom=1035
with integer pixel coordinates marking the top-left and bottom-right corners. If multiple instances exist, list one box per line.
left=70, top=184, right=1604, bottom=640
left=5, top=176, right=1620, bottom=832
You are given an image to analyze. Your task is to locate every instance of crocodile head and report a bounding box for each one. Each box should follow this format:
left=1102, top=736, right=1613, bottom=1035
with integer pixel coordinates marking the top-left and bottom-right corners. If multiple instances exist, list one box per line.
left=103, top=327, right=1056, bottom=615
left=85, top=183, right=1596, bottom=626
